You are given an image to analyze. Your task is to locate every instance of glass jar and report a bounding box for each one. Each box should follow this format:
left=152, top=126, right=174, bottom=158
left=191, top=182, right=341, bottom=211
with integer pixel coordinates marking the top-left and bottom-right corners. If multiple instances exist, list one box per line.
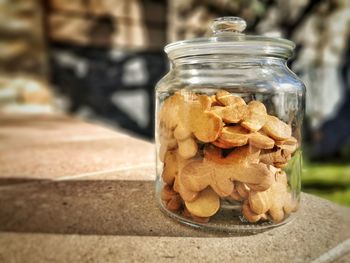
left=155, top=17, right=305, bottom=233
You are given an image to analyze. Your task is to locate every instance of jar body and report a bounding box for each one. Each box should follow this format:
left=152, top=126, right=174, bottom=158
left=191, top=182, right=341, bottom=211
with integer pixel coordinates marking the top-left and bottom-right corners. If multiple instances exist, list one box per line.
left=155, top=56, right=305, bottom=232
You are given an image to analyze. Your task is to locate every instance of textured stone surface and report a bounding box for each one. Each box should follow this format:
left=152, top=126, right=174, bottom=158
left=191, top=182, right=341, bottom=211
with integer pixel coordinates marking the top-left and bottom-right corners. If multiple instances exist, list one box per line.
left=0, top=193, right=349, bottom=263
left=0, top=114, right=126, bottom=145
left=0, top=114, right=349, bottom=263
left=0, top=114, right=154, bottom=181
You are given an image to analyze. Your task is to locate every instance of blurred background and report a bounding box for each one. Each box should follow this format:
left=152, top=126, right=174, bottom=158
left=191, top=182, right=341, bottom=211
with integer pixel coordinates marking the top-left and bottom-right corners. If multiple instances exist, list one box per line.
left=0, top=0, right=349, bottom=206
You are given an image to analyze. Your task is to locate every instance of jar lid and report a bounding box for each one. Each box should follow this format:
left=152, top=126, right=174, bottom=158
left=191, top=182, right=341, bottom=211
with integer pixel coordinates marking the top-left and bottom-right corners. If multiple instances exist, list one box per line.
left=165, top=17, right=295, bottom=60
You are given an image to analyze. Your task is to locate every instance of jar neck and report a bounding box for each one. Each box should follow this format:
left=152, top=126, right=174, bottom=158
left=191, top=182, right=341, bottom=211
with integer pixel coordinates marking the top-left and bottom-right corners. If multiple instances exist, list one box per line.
left=171, top=55, right=287, bottom=69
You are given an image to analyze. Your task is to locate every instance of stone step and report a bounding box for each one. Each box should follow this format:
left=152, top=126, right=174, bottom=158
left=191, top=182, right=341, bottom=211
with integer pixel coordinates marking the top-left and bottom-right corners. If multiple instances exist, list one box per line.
left=0, top=114, right=349, bottom=262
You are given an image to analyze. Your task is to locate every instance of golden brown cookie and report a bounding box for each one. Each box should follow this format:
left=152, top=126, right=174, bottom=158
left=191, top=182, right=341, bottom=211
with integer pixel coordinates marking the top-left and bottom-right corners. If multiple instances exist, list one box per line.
left=241, top=101, right=268, bottom=132
left=177, top=146, right=273, bottom=201
left=161, top=185, right=183, bottom=212
left=213, top=126, right=275, bottom=149
left=184, top=95, right=223, bottom=142
left=247, top=170, right=297, bottom=223
left=162, top=151, right=178, bottom=185
left=214, top=126, right=249, bottom=148
left=185, top=187, right=220, bottom=218
left=159, top=93, right=183, bottom=130
left=263, top=115, right=292, bottom=140
left=211, top=90, right=247, bottom=124
left=242, top=200, right=268, bottom=223
left=216, top=90, right=246, bottom=107
left=230, top=186, right=244, bottom=201
left=248, top=132, right=275, bottom=149
left=275, top=136, right=299, bottom=155
left=177, top=137, right=198, bottom=159
left=236, top=182, right=250, bottom=199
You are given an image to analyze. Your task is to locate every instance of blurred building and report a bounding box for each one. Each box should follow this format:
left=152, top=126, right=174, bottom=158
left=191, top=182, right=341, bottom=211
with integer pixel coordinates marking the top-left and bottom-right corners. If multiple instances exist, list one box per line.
left=167, top=0, right=350, bottom=160
left=0, top=0, right=54, bottom=113
left=46, top=0, right=167, bottom=138
left=0, top=0, right=349, bottom=159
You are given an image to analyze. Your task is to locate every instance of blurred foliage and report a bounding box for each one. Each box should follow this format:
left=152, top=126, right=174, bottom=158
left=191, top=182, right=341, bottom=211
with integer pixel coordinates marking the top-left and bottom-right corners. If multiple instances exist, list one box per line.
left=306, top=188, right=350, bottom=207
left=302, top=161, right=350, bottom=207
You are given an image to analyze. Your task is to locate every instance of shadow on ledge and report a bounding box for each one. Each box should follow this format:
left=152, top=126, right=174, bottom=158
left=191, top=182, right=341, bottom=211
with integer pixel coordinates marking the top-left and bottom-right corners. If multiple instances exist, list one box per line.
left=1, top=178, right=349, bottom=239
left=0, top=179, right=253, bottom=237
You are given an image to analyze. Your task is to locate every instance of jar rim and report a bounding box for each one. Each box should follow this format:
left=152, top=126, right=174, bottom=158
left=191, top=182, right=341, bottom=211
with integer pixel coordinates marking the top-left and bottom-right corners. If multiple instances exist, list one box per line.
left=165, top=35, right=296, bottom=60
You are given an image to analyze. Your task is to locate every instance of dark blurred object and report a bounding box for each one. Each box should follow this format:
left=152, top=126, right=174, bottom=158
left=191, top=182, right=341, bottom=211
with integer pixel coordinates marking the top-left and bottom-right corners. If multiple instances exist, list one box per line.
left=311, top=97, right=350, bottom=162
left=44, top=0, right=167, bottom=139
left=311, top=41, right=350, bottom=162
left=50, top=44, right=167, bottom=138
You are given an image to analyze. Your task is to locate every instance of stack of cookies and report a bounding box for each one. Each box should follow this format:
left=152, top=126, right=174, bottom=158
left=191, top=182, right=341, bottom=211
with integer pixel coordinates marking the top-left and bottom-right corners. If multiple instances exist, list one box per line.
left=158, top=90, right=299, bottom=223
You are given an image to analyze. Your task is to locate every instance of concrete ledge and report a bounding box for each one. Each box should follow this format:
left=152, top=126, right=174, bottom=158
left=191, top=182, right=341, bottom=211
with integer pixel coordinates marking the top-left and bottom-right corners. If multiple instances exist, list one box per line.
left=0, top=179, right=349, bottom=238
left=0, top=114, right=349, bottom=262
left=0, top=176, right=350, bottom=262
left=0, top=190, right=350, bottom=262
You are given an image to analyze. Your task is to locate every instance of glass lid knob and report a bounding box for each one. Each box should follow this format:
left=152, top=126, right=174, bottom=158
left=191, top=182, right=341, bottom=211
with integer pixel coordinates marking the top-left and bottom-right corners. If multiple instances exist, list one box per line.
left=211, top=17, right=247, bottom=35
